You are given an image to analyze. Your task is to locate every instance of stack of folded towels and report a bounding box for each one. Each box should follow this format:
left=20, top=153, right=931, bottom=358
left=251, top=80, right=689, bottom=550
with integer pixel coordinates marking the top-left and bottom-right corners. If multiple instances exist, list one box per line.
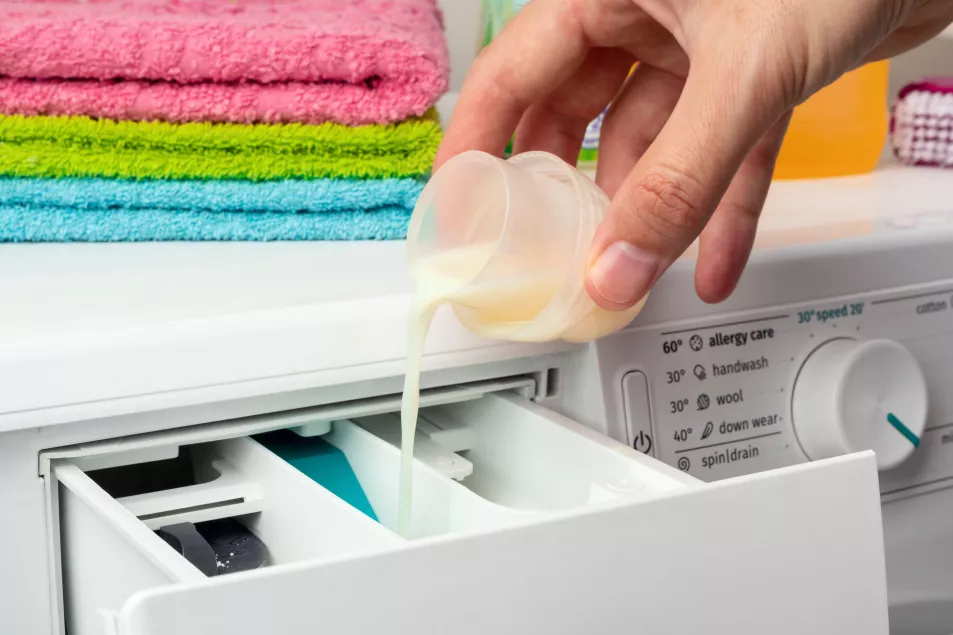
left=0, top=0, right=448, bottom=241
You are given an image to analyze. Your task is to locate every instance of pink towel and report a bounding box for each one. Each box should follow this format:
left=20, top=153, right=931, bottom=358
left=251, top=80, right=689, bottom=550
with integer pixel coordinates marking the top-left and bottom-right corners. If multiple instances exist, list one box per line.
left=0, top=0, right=449, bottom=125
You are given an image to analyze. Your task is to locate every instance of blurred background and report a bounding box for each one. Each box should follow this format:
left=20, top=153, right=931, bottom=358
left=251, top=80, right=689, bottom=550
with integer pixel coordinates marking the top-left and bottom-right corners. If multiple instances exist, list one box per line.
left=437, top=0, right=953, bottom=165
left=438, top=1, right=953, bottom=97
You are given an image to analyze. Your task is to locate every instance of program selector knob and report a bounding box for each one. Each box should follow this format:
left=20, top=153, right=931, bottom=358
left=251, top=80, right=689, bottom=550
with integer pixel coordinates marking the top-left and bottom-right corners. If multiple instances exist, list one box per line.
left=791, top=338, right=928, bottom=470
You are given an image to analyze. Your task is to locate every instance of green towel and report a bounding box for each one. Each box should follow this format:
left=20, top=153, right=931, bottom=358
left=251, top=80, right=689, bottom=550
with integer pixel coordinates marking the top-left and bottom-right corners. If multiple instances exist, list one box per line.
left=0, top=110, right=440, bottom=181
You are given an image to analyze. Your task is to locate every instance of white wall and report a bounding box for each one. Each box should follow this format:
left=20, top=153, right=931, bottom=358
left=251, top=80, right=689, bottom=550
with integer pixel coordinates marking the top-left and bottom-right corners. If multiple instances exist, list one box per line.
left=889, top=33, right=953, bottom=96
left=437, top=0, right=481, bottom=92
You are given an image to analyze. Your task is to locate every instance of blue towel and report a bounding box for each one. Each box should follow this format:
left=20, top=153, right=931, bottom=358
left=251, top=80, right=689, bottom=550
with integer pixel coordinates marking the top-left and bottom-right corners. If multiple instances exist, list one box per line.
left=0, top=177, right=423, bottom=241
left=0, top=206, right=412, bottom=241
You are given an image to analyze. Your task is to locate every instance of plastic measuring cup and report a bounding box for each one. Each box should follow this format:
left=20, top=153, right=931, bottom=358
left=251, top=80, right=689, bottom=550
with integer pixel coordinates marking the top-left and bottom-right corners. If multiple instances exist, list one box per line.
left=406, top=151, right=645, bottom=343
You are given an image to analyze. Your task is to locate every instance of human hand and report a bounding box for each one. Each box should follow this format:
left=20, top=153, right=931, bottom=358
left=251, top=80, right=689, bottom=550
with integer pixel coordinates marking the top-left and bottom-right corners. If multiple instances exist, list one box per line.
left=436, top=0, right=953, bottom=308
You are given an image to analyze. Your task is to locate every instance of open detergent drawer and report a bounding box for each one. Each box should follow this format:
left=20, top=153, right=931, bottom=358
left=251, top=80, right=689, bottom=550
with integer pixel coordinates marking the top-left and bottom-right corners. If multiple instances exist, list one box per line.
left=42, top=390, right=889, bottom=635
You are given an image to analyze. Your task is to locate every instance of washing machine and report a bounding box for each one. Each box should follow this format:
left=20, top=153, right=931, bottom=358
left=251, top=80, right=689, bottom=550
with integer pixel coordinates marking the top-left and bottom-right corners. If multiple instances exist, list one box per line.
left=0, top=157, right=950, bottom=634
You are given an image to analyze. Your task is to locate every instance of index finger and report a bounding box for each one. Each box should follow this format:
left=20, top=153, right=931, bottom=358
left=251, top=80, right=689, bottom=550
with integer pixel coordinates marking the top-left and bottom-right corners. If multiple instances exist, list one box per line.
left=434, top=0, right=591, bottom=169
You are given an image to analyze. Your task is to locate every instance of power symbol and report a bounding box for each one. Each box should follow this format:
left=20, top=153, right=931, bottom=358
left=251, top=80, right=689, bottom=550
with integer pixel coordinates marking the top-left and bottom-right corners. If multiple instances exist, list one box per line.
left=633, top=431, right=653, bottom=454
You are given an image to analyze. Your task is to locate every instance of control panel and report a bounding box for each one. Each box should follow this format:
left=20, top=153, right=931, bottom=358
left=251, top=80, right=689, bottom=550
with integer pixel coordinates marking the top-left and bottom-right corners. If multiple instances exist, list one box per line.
left=600, top=281, right=953, bottom=499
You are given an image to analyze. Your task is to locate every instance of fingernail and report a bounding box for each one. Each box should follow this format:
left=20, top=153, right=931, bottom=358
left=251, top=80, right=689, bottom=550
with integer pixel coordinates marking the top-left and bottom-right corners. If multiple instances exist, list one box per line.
left=589, top=242, right=659, bottom=305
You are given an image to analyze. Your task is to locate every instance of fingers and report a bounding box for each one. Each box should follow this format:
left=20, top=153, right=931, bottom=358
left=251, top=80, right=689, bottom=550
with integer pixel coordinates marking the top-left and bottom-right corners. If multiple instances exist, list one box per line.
left=585, top=50, right=789, bottom=310
left=694, top=111, right=793, bottom=303
left=511, top=48, right=635, bottom=164
left=595, top=64, right=685, bottom=199
left=509, top=3, right=688, bottom=164
left=434, top=0, right=591, bottom=170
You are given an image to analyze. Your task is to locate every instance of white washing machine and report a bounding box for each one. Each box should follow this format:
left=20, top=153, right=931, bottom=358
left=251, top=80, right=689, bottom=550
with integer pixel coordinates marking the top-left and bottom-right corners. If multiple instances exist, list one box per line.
left=0, top=161, right=950, bottom=634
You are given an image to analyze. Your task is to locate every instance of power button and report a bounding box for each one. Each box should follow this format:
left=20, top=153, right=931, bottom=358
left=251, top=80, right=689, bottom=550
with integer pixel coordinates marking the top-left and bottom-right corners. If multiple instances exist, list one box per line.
left=622, top=371, right=654, bottom=456
left=632, top=430, right=653, bottom=454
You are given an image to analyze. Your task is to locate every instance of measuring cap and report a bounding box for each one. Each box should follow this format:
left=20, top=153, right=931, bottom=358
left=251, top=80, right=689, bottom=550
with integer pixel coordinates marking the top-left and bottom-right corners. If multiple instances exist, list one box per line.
left=407, top=151, right=645, bottom=343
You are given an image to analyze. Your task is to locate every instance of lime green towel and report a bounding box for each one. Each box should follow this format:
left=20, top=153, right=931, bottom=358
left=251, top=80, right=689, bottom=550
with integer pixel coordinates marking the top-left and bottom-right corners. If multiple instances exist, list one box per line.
left=0, top=110, right=441, bottom=181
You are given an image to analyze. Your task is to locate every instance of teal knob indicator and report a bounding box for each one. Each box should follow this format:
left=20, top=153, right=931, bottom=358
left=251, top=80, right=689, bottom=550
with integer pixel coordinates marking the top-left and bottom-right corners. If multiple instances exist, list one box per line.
left=887, top=413, right=921, bottom=449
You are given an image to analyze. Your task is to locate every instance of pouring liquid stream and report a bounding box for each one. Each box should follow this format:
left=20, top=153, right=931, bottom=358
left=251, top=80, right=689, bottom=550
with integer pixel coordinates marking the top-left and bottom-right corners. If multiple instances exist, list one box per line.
left=397, top=244, right=563, bottom=537
left=397, top=295, right=437, bottom=538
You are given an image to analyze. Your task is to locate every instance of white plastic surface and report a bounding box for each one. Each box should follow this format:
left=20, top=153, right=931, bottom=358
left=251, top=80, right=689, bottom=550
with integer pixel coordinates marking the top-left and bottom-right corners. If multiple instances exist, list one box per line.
left=354, top=413, right=475, bottom=481
left=55, top=464, right=205, bottom=635
left=328, top=419, right=531, bottom=539
left=0, top=241, right=573, bottom=425
left=328, top=392, right=689, bottom=538
left=205, top=438, right=401, bottom=564
left=119, top=452, right=264, bottom=530
left=110, top=453, right=887, bottom=635
left=439, top=393, right=683, bottom=509
left=884, top=486, right=953, bottom=634
left=290, top=376, right=534, bottom=437
left=792, top=338, right=928, bottom=470
left=881, top=423, right=953, bottom=500
left=621, top=370, right=653, bottom=453
left=70, top=445, right=180, bottom=474
left=416, top=408, right=475, bottom=452
left=36, top=380, right=531, bottom=478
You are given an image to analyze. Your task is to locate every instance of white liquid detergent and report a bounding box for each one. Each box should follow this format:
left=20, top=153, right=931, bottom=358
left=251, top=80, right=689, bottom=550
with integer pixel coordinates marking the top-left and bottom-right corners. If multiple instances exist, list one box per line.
left=398, top=244, right=564, bottom=535
left=397, top=152, right=647, bottom=536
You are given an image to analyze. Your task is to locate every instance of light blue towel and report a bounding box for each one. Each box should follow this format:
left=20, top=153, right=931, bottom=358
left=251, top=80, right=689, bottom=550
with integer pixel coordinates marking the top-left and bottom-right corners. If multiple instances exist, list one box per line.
left=0, top=177, right=423, bottom=242
left=0, top=206, right=413, bottom=241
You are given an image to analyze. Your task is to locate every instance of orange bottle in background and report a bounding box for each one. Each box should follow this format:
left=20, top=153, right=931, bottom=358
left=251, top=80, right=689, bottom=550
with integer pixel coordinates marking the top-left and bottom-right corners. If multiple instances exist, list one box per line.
left=773, top=61, right=890, bottom=180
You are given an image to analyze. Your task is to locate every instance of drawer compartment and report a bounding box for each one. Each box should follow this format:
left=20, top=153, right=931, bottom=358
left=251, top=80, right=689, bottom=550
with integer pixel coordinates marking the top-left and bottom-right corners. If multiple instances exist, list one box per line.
left=302, top=393, right=690, bottom=539
left=55, top=464, right=205, bottom=635
left=308, top=419, right=533, bottom=539
left=432, top=393, right=680, bottom=509
left=54, top=436, right=402, bottom=635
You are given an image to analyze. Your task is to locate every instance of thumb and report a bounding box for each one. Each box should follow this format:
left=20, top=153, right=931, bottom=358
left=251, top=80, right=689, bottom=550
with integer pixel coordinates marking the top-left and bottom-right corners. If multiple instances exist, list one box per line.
left=585, top=53, right=788, bottom=310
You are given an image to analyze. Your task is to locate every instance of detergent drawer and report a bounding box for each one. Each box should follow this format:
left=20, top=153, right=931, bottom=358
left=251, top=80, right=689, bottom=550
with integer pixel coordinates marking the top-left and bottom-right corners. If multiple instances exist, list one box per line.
left=51, top=436, right=405, bottom=635
left=46, top=393, right=889, bottom=635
